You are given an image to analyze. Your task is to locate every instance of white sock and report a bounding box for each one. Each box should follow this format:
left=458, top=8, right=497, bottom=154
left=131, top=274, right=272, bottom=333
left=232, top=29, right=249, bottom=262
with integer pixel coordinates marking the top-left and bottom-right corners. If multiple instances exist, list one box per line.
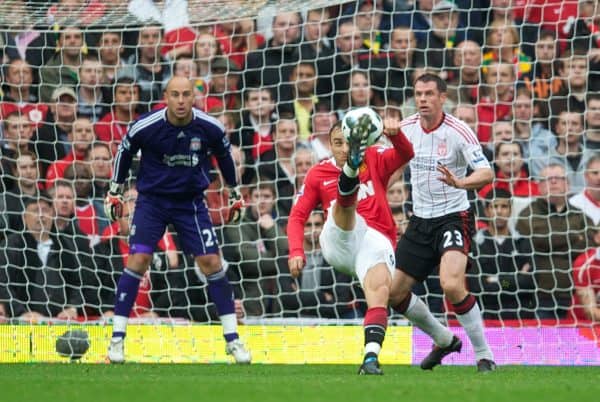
left=112, top=315, right=128, bottom=339
left=456, top=302, right=494, bottom=361
left=404, top=294, right=453, bottom=347
left=365, top=342, right=381, bottom=356
left=221, top=313, right=237, bottom=339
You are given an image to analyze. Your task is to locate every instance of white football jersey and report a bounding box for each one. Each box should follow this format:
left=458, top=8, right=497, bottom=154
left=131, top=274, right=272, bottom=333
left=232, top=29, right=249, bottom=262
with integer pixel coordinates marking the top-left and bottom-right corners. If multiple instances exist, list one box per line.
left=401, top=113, right=490, bottom=219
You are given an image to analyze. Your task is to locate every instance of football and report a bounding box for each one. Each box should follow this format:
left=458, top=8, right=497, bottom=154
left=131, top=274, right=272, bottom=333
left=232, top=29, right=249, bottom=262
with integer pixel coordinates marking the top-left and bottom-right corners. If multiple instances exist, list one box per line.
left=341, top=107, right=384, bottom=147
left=55, top=329, right=90, bottom=360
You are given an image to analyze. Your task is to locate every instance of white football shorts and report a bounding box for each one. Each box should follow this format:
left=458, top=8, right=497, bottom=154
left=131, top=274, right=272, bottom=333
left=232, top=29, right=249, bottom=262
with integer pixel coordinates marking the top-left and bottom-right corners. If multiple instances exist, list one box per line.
left=319, top=210, right=395, bottom=286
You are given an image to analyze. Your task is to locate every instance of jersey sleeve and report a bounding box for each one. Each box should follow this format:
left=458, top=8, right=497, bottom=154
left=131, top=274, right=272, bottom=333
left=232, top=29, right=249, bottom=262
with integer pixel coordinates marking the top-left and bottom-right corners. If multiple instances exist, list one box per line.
left=212, top=128, right=237, bottom=187
left=458, top=131, right=491, bottom=171
left=375, top=130, right=415, bottom=179
left=286, top=169, right=321, bottom=260
left=111, top=120, right=143, bottom=184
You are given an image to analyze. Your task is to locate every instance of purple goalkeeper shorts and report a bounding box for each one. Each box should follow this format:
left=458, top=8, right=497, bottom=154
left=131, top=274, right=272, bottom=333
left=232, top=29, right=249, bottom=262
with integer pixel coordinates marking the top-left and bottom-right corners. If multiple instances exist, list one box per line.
left=129, top=193, right=219, bottom=257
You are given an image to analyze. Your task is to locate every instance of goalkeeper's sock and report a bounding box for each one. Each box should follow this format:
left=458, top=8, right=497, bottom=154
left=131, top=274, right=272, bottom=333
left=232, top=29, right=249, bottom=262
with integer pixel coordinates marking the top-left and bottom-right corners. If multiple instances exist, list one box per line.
left=363, top=307, right=388, bottom=359
left=112, top=268, right=142, bottom=339
left=453, top=294, right=494, bottom=361
left=337, top=165, right=360, bottom=208
left=207, top=268, right=238, bottom=342
left=393, top=293, right=453, bottom=347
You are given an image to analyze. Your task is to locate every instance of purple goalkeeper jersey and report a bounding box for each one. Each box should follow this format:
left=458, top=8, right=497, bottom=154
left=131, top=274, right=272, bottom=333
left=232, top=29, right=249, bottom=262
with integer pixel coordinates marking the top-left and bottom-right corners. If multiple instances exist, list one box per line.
left=112, top=107, right=237, bottom=196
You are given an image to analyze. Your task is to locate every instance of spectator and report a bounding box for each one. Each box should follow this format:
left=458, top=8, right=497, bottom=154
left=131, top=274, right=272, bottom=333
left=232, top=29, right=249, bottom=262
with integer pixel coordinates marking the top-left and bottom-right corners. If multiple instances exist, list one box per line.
left=530, top=109, right=588, bottom=193
left=571, top=226, right=600, bottom=323
left=63, top=161, right=101, bottom=246
left=484, top=141, right=540, bottom=198
left=244, top=12, right=301, bottom=95
left=293, top=147, right=316, bottom=190
left=206, top=56, right=241, bottom=112
left=295, top=7, right=335, bottom=99
left=77, top=56, right=109, bottom=122
left=418, top=0, right=461, bottom=70
left=391, top=205, right=409, bottom=238
left=33, top=86, right=77, bottom=177
left=452, top=104, right=478, bottom=134
left=477, top=61, right=515, bottom=144
left=0, top=59, right=49, bottom=127
left=279, top=61, right=318, bottom=141
left=258, top=116, right=299, bottom=219
left=194, top=31, right=220, bottom=83
left=87, top=142, right=113, bottom=233
left=0, top=151, right=41, bottom=241
left=94, top=77, right=141, bottom=155
left=336, top=69, right=374, bottom=113
left=516, top=163, right=589, bottom=320
left=483, top=120, right=514, bottom=161
left=567, top=0, right=600, bottom=91
left=222, top=182, right=288, bottom=316
left=370, top=26, right=421, bottom=106
left=470, top=188, right=536, bottom=319
left=482, top=20, right=532, bottom=79
left=96, top=30, right=126, bottom=84
left=48, top=179, right=95, bottom=268
left=387, top=177, right=409, bottom=210
left=512, top=87, right=555, bottom=160
left=394, top=0, right=465, bottom=45
left=447, top=40, right=482, bottom=105
left=119, top=24, right=170, bottom=108
left=279, top=210, right=363, bottom=318
left=309, top=105, right=337, bottom=161
left=214, top=19, right=264, bottom=71
left=1, top=112, right=35, bottom=191
left=584, top=92, right=600, bottom=149
left=550, top=50, right=589, bottom=115
left=45, top=117, right=94, bottom=190
left=39, top=25, right=85, bottom=103
left=0, top=197, right=82, bottom=320
left=332, top=21, right=363, bottom=109
left=522, top=30, right=562, bottom=101
left=232, top=87, right=276, bottom=185
left=569, top=154, right=600, bottom=225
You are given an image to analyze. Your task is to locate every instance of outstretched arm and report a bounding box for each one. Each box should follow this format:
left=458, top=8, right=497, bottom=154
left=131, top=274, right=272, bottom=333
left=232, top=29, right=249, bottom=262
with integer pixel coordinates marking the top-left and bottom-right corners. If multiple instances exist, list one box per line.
left=437, top=164, right=493, bottom=190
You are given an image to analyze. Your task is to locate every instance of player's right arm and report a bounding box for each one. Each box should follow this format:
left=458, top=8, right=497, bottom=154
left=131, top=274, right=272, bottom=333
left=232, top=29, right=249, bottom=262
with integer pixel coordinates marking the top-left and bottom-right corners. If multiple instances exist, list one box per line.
left=104, top=119, right=144, bottom=221
left=286, top=168, right=321, bottom=277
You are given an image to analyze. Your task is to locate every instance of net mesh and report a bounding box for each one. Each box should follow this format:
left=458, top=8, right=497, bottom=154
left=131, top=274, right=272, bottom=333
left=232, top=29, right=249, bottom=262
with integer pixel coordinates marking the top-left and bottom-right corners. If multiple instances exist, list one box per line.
left=0, top=0, right=599, bottom=343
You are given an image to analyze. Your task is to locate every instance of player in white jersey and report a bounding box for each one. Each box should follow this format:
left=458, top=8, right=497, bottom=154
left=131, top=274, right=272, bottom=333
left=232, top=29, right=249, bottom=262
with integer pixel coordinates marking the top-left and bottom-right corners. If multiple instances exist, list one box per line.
left=389, top=74, right=497, bottom=372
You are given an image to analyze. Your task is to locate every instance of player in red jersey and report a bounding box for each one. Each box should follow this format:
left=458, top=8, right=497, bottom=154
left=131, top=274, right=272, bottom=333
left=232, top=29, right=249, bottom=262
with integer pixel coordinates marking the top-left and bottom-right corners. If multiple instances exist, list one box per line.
left=287, top=114, right=414, bottom=375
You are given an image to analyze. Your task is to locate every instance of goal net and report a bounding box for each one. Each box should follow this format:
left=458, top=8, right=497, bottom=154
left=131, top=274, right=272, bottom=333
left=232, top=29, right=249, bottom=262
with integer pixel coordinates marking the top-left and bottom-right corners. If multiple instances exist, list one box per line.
left=0, top=0, right=599, bottom=364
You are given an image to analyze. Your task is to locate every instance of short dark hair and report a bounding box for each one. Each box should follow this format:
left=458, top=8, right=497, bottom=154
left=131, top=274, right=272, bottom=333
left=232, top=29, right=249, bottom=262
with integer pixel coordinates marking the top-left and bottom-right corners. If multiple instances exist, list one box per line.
left=328, top=120, right=343, bottom=137
left=414, top=73, right=447, bottom=93
left=483, top=187, right=512, bottom=203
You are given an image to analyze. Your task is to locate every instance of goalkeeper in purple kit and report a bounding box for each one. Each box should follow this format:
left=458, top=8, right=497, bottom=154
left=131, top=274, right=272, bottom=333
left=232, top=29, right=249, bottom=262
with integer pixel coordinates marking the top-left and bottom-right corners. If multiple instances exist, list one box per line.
left=104, top=76, right=250, bottom=364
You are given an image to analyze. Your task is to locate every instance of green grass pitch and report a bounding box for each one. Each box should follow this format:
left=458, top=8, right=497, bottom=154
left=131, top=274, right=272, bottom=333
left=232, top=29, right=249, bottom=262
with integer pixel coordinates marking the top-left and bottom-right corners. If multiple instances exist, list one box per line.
left=1, top=364, right=598, bottom=402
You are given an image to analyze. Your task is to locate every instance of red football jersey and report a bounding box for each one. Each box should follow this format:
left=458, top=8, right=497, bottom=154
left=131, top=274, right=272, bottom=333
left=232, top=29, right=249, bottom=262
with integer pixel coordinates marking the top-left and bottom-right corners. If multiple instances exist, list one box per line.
left=571, top=248, right=600, bottom=321
left=287, top=133, right=413, bottom=261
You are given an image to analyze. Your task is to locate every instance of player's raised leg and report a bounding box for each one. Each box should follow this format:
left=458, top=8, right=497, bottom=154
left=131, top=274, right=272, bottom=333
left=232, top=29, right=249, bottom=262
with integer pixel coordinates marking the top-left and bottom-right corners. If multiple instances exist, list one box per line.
left=440, top=250, right=495, bottom=372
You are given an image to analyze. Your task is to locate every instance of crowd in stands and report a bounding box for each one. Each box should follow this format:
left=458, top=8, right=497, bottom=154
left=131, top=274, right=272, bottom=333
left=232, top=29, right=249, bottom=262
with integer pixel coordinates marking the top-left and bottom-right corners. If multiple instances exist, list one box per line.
left=1, top=0, right=600, bottom=324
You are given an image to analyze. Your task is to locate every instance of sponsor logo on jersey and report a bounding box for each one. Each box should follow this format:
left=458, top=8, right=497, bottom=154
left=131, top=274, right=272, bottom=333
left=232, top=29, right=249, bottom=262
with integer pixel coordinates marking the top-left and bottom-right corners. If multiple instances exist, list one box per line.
left=323, top=179, right=336, bottom=186
left=412, top=156, right=437, bottom=171
left=190, top=137, right=201, bottom=151
left=177, top=131, right=186, bottom=139
left=162, top=154, right=200, bottom=167
left=357, top=180, right=375, bottom=201
left=437, top=140, right=447, bottom=156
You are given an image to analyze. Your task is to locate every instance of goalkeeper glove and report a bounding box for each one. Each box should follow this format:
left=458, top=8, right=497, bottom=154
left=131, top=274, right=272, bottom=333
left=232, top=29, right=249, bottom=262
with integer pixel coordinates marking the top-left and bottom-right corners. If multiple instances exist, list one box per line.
left=104, top=182, right=124, bottom=222
left=227, top=186, right=245, bottom=223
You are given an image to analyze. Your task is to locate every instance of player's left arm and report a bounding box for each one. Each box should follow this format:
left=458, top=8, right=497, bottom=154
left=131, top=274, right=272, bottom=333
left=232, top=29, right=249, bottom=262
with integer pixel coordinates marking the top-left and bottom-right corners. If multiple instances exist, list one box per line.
left=377, top=118, right=415, bottom=176
left=438, top=141, right=493, bottom=190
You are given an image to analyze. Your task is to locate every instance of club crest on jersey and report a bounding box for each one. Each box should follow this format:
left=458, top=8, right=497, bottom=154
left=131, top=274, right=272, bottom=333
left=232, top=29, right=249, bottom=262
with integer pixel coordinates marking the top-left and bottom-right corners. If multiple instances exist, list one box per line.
left=190, top=137, right=201, bottom=151
left=437, top=141, right=447, bottom=156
